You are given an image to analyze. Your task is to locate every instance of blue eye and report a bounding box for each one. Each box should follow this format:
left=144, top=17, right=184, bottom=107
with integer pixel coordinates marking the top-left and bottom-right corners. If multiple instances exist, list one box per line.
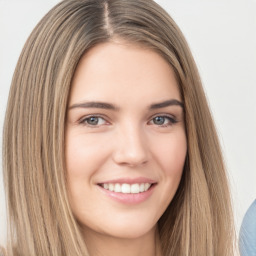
left=80, top=116, right=107, bottom=126
left=153, top=116, right=166, bottom=125
left=150, top=115, right=177, bottom=126
left=87, top=116, right=100, bottom=125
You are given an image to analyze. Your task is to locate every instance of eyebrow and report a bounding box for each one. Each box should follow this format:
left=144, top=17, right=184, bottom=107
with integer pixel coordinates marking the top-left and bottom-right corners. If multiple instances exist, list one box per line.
left=149, top=99, right=184, bottom=109
left=69, top=101, right=119, bottom=110
left=68, top=99, right=183, bottom=111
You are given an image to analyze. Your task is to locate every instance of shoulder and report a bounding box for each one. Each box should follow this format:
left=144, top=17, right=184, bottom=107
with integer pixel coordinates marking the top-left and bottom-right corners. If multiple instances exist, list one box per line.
left=239, top=200, right=256, bottom=255
left=242, top=200, right=256, bottom=228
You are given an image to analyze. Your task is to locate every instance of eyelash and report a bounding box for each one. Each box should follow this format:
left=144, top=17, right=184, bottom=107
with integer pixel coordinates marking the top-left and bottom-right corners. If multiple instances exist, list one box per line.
left=149, top=114, right=178, bottom=127
left=79, top=115, right=109, bottom=127
left=78, top=114, right=177, bottom=128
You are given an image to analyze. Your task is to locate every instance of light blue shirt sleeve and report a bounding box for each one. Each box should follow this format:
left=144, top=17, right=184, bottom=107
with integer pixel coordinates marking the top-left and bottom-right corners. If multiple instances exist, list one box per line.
left=239, top=200, right=256, bottom=256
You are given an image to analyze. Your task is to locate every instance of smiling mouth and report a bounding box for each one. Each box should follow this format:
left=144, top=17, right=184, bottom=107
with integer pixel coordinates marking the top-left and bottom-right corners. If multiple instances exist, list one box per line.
left=98, top=183, right=155, bottom=194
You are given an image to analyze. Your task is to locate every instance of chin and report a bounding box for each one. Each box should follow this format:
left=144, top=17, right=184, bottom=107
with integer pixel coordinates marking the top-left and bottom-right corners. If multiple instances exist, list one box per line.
left=80, top=215, right=158, bottom=240
left=107, top=222, right=156, bottom=239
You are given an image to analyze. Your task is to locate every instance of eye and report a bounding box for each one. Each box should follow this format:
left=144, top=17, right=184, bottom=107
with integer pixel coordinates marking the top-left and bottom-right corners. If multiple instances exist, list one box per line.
left=149, top=115, right=177, bottom=127
left=79, top=116, right=108, bottom=127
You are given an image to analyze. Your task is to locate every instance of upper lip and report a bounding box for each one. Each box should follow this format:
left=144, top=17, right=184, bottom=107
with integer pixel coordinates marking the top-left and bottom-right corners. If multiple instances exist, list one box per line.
left=97, top=177, right=157, bottom=185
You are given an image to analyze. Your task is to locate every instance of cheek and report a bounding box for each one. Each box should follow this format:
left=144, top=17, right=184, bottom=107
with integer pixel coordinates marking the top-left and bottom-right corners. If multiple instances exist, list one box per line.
left=65, top=131, right=110, bottom=178
left=65, top=132, right=107, bottom=218
left=148, top=130, right=187, bottom=216
left=153, top=131, right=187, bottom=177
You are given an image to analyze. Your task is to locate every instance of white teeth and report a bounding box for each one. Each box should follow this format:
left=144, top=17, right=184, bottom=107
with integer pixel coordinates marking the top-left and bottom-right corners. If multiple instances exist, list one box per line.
left=145, top=183, right=151, bottom=191
left=121, top=184, right=131, bottom=193
left=109, top=183, right=114, bottom=191
left=131, top=184, right=140, bottom=193
left=101, top=183, right=152, bottom=194
left=114, top=183, right=121, bottom=192
left=139, top=183, right=145, bottom=192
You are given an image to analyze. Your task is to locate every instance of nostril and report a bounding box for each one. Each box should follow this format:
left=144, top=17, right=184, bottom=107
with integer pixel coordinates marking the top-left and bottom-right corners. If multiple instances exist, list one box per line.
left=113, top=147, right=148, bottom=166
left=112, top=128, right=149, bottom=166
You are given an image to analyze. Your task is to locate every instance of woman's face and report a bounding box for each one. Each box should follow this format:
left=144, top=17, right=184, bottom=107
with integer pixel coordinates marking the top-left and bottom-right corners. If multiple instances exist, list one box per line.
left=65, top=41, right=187, bottom=240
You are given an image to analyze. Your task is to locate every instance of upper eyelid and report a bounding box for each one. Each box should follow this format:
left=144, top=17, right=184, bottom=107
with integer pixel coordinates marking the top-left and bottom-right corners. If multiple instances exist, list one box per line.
left=149, top=113, right=177, bottom=120
left=78, top=114, right=108, bottom=122
left=148, top=114, right=178, bottom=126
left=77, top=115, right=111, bottom=127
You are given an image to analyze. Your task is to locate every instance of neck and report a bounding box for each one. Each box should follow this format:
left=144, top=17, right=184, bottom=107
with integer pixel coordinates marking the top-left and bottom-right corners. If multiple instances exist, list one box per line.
left=82, top=226, right=162, bottom=256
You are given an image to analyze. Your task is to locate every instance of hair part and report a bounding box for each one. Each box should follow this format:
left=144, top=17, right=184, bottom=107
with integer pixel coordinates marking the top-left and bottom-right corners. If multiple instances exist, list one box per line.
left=3, top=0, right=236, bottom=255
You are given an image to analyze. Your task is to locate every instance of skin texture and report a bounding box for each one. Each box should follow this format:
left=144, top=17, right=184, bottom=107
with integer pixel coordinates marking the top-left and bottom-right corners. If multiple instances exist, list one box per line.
left=65, top=41, right=187, bottom=256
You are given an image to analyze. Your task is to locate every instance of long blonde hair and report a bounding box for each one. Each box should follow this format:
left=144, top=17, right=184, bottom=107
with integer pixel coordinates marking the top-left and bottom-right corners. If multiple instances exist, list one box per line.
left=2, top=0, right=235, bottom=255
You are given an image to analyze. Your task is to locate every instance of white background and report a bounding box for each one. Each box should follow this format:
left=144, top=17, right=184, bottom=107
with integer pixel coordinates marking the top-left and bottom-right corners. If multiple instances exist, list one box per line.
left=0, top=0, right=255, bottom=246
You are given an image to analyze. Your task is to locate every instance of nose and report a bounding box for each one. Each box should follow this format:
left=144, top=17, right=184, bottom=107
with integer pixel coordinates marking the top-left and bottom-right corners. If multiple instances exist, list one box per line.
left=112, top=124, right=149, bottom=167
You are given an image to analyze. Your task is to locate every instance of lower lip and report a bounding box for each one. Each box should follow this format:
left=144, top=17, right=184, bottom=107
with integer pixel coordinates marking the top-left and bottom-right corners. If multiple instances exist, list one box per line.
left=97, top=184, right=156, bottom=204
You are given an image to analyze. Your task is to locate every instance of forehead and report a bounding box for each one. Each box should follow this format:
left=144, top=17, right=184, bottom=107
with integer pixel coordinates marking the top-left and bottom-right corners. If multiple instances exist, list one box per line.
left=69, top=41, right=181, bottom=107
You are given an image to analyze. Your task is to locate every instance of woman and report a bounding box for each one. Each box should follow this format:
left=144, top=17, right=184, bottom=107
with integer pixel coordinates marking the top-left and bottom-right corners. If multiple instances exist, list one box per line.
left=2, top=0, right=235, bottom=255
